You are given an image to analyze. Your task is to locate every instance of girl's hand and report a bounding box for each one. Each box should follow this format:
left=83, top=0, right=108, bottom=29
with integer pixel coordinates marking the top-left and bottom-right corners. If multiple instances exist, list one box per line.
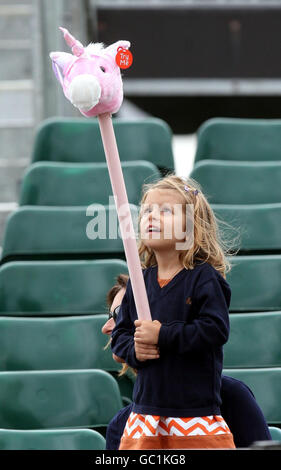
left=134, top=319, right=162, bottom=345
left=135, top=341, right=160, bottom=362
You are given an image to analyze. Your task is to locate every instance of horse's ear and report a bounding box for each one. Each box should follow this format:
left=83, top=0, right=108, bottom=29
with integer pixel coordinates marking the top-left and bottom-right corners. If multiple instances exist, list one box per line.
left=103, top=40, right=131, bottom=61
left=50, top=51, right=73, bottom=71
left=49, top=51, right=74, bottom=85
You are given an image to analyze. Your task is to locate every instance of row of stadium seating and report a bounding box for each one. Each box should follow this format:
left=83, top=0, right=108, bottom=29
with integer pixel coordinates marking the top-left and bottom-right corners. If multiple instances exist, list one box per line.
left=30, top=116, right=281, bottom=165
left=192, top=118, right=281, bottom=441
left=1, top=204, right=280, bottom=262
left=0, top=117, right=280, bottom=448
left=0, top=311, right=279, bottom=371
left=2, top=118, right=281, bottom=264
left=0, top=256, right=281, bottom=313
left=0, top=118, right=172, bottom=449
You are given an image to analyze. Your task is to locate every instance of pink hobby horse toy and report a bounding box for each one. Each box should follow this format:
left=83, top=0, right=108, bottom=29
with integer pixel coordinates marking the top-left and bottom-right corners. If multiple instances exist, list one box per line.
left=50, top=27, right=151, bottom=320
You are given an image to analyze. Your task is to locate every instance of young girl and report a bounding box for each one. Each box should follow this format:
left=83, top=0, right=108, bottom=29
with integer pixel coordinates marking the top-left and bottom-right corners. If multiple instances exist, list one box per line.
left=111, top=174, right=238, bottom=450
left=104, top=275, right=271, bottom=450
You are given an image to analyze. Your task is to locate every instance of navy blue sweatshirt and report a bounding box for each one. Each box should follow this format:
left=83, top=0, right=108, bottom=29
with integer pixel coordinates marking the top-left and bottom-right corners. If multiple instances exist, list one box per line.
left=111, top=261, right=231, bottom=417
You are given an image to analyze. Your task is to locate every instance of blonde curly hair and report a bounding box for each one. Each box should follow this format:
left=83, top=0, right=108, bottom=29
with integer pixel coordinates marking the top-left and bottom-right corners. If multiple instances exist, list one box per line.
left=137, top=173, right=240, bottom=279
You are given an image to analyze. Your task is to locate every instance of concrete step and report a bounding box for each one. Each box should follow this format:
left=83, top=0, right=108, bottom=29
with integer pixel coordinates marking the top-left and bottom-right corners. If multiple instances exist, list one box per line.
left=0, top=6, right=32, bottom=41
left=0, top=125, right=34, bottom=160
left=0, top=81, right=33, bottom=122
left=0, top=0, right=32, bottom=4
left=0, top=159, right=29, bottom=202
left=0, top=48, right=32, bottom=80
left=0, top=4, right=32, bottom=14
left=0, top=3, right=33, bottom=79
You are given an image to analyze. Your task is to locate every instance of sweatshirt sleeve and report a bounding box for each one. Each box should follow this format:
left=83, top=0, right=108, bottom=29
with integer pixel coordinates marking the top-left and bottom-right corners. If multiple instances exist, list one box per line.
left=110, top=280, right=148, bottom=370
left=158, top=275, right=231, bottom=354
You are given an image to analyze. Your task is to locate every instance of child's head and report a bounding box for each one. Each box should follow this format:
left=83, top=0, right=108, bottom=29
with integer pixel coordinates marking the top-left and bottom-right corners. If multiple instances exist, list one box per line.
left=138, top=174, right=238, bottom=279
left=104, top=273, right=136, bottom=378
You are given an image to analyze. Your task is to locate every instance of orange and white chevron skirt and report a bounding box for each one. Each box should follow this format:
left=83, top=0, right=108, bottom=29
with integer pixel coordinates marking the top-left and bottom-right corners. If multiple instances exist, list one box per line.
left=119, top=413, right=236, bottom=450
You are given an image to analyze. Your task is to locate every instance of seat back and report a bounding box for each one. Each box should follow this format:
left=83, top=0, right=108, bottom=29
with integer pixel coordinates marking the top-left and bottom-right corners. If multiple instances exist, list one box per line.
left=269, top=427, right=281, bottom=441
left=0, top=428, right=106, bottom=450
left=0, top=370, right=123, bottom=429
left=31, top=117, right=174, bottom=172
left=1, top=206, right=140, bottom=263
left=190, top=160, right=281, bottom=205
left=213, top=204, right=281, bottom=254
left=226, top=255, right=281, bottom=312
left=0, top=259, right=128, bottom=316
left=19, top=161, right=160, bottom=206
left=224, top=312, right=281, bottom=368
left=195, top=118, right=281, bottom=164
left=0, top=315, right=120, bottom=372
left=223, top=368, right=281, bottom=425
left=0, top=314, right=135, bottom=404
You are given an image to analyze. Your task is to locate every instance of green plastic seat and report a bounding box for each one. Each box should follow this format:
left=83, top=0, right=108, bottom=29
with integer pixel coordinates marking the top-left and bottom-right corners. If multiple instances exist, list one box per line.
left=0, top=259, right=128, bottom=316
left=223, top=368, right=281, bottom=425
left=226, top=255, right=281, bottom=312
left=31, top=117, right=174, bottom=172
left=0, top=315, right=119, bottom=372
left=0, top=428, right=106, bottom=450
left=19, top=161, right=161, bottom=206
left=190, top=160, right=281, bottom=205
left=224, top=312, right=281, bottom=368
left=0, top=370, right=123, bottom=430
left=0, top=314, right=135, bottom=404
left=269, top=427, right=281, bottom=441
left=1, top=206, right=140, bottom=263
left=195, top=118, right=281, bottom=164
left=212, top=203, right=281, bottom=254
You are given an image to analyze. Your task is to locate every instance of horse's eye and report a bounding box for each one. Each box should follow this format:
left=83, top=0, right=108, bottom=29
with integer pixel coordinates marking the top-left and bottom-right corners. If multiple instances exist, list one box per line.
left=100, top=66, right=106, bottom=73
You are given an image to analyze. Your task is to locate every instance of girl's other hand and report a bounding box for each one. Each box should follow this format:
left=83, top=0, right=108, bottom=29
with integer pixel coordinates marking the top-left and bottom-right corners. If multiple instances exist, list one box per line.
left=134, top=341, right=160, bottom=362
left=134, top=319, right=162, bottom=345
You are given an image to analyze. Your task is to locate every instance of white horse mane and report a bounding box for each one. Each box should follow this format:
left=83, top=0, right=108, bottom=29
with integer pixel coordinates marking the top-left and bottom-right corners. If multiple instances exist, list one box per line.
left=85, top=42, right=106, bottom=56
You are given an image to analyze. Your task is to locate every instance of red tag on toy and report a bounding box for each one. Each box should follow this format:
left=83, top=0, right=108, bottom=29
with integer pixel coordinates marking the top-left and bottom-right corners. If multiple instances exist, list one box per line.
left=116, top=47, right=133, bottom=69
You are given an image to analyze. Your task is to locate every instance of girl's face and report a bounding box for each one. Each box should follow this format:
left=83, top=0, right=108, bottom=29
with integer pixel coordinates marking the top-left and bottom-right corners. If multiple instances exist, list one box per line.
left=139, top=189, right=187, bottom=251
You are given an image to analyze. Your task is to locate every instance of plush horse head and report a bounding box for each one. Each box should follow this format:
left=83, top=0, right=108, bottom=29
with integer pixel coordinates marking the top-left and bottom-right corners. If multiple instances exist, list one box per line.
left=50, top=27, right=131, bottom=117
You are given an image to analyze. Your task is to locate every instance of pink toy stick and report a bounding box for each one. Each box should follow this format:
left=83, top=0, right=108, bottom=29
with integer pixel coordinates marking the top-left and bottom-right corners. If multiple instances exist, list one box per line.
left=98, top=112, right=152, bottom=321
left=50, top=29, right=150, bottom=319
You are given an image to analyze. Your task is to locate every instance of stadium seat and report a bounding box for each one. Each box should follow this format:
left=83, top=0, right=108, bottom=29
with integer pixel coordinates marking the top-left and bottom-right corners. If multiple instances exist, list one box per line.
left=1, top=206, right=140, bottom=263
left=269, top=427, right=281, bottom=441
left=212, top=203, right=281, bottom=254
left=0, top=428, right=106, bottom=450
left=194, top=118, right=281, bottom=164
left=226, top=255, right=281, bottom=312
left=0, top=314, right=135, bottom=404
left=190, top=160, right=281, bottom=205
left=0, top=370, right=123, bottom=430
left=224, top=312, right=281, bottom=368
left=0, top=259, right=128, bottom=315
left=0, top=315, right=119, bottom=372
left=31, top=117, right=174, bottom=172
left=19, top=161, right=161, bottom=206
left=223, top=368, right=281, bottom=425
